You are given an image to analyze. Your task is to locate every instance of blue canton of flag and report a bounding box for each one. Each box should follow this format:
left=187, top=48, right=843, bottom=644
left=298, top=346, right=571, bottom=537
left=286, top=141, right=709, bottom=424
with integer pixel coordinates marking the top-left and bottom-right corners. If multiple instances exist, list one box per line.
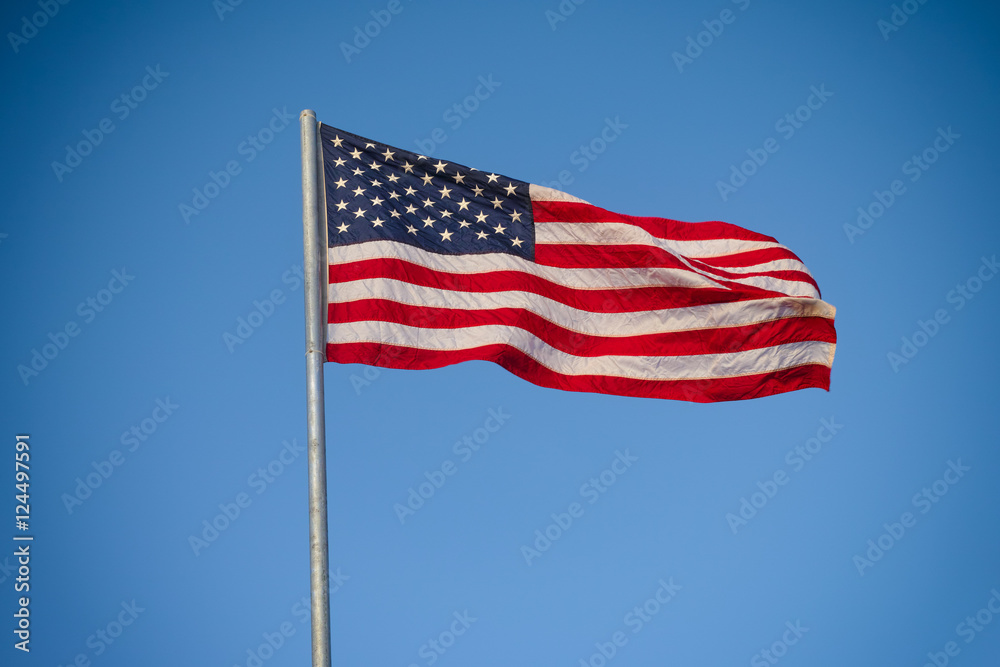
left=319, top=124, right=534, bottom=260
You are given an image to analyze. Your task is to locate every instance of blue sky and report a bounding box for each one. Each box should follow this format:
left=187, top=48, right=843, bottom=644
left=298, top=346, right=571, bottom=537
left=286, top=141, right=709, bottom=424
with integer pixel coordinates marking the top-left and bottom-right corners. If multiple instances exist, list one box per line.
left=2, top=0, right=1000, bottom=665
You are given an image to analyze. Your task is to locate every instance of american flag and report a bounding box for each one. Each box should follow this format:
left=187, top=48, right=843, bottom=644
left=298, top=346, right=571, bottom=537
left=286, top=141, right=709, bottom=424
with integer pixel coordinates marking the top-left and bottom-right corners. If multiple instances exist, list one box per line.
left=319, top=124, right=836, bottom=402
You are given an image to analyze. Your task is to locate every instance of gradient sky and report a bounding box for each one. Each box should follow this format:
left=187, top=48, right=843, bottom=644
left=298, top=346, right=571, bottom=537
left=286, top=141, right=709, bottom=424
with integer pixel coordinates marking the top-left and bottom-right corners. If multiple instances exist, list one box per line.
left=3, top=1, right=1000, bottom=666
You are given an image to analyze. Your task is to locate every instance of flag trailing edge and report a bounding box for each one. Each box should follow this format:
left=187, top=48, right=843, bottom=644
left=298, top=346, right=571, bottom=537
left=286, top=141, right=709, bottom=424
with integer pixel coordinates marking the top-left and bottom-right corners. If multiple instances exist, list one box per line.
left=316, top=122, right=836, bottom=403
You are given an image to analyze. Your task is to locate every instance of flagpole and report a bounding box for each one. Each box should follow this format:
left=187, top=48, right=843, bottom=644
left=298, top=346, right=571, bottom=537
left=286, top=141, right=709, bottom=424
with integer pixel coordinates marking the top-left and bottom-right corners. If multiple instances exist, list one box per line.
left=300, top=109, right=332, bottom=667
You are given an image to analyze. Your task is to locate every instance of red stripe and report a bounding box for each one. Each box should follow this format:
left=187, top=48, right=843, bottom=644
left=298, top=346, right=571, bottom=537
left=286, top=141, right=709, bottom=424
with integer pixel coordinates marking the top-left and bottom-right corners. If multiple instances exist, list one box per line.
left=330, top=258, right=787, bottom=313
left=684, top=258, right=819, bottom=296
left=695, top=247, right=806, bottom=268
left=531, top=200, right=778, bottom=243
left=329, top=300, right=836, bottom=357
left=535, top=244, right=820, bottom=296
left=327, top=342, right=831, bottom=402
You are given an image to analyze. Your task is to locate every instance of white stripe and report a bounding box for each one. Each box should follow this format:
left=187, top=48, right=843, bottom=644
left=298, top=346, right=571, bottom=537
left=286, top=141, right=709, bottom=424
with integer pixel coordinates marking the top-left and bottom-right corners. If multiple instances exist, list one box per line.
left=326, top=321, right=835, bottom=380
left=698, top=258, right=811, bottom=274
left=329, top=241, right=728, bottom=291
left=537, top=221, right=818, bottom=297
left=537, top=221, right=788, bottom=260
left=528, top=183, right=590, bottom=204
left=713, top=274, right=817, bottom=298
left=329, top=278, right=836, bottom=336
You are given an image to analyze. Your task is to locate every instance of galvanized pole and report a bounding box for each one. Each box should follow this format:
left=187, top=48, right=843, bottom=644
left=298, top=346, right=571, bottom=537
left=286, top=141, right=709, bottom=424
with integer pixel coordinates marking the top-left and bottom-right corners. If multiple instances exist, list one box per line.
left=300, top=109, right=332, bottom=667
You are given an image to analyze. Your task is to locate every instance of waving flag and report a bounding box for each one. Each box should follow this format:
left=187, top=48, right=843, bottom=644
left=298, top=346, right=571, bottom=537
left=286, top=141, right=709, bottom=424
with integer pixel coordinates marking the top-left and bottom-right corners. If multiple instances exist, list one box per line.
left=319, top=124, right=836, bottom=402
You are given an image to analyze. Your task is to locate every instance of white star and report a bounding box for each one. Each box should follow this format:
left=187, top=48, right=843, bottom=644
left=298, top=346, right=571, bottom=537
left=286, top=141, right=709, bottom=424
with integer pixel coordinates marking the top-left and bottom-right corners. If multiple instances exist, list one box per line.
left=370, top=196, right=384, bottom=206
left=422, top=215, right=436, bottom=227
left=456, top=198, right=471, bottom=211
left=349, top=148, right=363, bottom=159
left=486, top=173, right=500, bottom=183
left=370, top=179, right=382, bottom=188
left=510, top=211, right=522, bottom=223
left=330, top=136, right=343, bottom=147
left=406, top=225, right=418, bottom=234
left=416, top=154, right=427, bottom=161
left=402, top=162, right=415, bottom=173
left=382, top=149, right=395, bottom=161
left=388, top=191, right=400, bottom=200
left=335, top=200, right=349, bottom=211
left=476, top=230, right=488, bottom=240
left=404, top=186, right=417, bottom=196
left=420, top=174, right=434, bottom=186
left=386, top=173, right=400, bottom=183
left=457, top=218, right=471, bottom=228
left=475, top=211, right=488, bottom=224
left=352, top=186, right=366, bottom=197
left=439, top=185, right=452, bottom=199
left=471, top=185, right=484, bottom=197
left=511, top=237, right=523, bottom=247
left=504, top=183, right=517, bottom=196
left=405, top=204, right=418, bottom=215
left=390, top=209, right=401, bottom=218
left=494, top=223, right=506, bottom=234
left=352, top=167, right=365, bottom=176
left=337, top=222, right=349, bottom=233
left=433, top=161, right=448, bottom=173
left=333, top=177, right=347, bottom=189
left=371, top=217, right=385, bottom=228
left=352, top=207, right=367, bottom=218
left=369, top=161, right=382, bottom=172
left=332, top=157, right=346, bottom=167
left=440, top=229, right=453, bottom=241
left=440, top=210, right=453, bottom=218
left=491, top=197, right=504, bottom=209
left=422, top=197, right=435, bottom=208
left=453, top=171, right=465, bottom=184
left=364, top=143, right=375, bottom=149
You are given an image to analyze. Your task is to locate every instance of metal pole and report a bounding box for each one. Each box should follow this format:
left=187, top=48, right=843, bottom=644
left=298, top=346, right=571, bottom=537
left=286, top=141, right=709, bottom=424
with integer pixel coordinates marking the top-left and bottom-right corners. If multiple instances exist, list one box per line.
left=300, top=109, right=332, bottom=667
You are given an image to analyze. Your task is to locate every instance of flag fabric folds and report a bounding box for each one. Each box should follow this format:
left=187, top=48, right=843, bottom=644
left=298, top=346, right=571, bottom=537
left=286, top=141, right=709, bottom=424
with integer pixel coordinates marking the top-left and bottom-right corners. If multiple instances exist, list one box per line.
left=318, top=123, right=836, bottom=402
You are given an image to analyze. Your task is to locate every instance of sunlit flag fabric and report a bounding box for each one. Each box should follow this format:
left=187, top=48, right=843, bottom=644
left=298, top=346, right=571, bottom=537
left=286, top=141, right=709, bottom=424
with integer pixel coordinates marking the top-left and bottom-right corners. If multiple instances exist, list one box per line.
left=319, top=124, right=836, bottom=402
